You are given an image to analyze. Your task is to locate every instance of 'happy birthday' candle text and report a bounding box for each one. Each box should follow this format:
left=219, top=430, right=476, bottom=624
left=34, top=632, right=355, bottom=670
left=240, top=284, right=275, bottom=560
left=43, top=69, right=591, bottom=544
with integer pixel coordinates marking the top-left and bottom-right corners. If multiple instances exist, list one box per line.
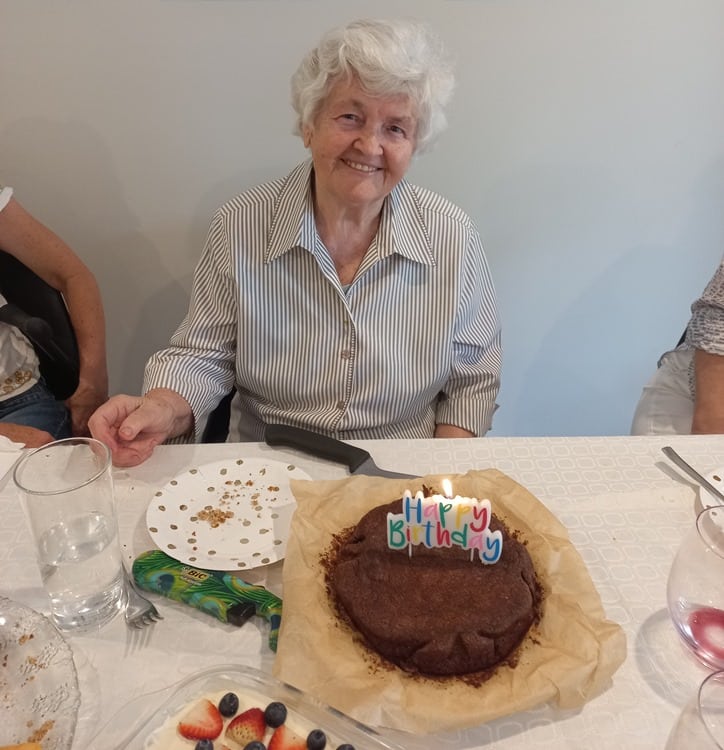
left=387, top=489, right=503, bottom=564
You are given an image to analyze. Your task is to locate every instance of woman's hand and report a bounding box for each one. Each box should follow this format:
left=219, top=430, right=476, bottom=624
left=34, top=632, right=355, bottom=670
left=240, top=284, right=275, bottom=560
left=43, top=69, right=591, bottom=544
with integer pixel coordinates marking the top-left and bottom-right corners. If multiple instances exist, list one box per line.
left=434, top=423, right=475, bottom=438
left=88, top=388, right=193, bottom=467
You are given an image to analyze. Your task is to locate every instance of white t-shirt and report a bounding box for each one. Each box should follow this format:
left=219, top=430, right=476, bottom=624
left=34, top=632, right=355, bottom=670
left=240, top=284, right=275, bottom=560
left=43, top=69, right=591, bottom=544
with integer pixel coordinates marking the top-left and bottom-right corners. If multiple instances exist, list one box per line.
left=0, top=185, right=12, bottom=212
left=0, top=185, right=41, bottom=402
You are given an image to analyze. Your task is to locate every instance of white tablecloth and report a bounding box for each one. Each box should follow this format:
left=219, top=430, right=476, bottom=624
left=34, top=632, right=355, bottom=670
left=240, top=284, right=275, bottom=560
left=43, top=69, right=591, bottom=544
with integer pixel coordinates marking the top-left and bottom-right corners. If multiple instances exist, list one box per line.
left=2, top=434, right=723, bottom=749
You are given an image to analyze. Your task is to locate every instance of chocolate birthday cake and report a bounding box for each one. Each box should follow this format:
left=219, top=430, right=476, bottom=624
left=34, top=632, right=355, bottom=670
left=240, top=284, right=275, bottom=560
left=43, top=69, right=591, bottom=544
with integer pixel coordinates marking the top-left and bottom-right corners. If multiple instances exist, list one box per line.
left=326, top=492, right=542, bottom=677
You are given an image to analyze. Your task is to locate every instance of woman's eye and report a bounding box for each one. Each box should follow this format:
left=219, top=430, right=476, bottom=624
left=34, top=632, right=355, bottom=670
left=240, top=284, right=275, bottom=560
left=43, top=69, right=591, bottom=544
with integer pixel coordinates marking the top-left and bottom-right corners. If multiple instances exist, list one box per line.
left=389, top=125, right=406, bottom=136
left=340, top=113, right=359, bottom=122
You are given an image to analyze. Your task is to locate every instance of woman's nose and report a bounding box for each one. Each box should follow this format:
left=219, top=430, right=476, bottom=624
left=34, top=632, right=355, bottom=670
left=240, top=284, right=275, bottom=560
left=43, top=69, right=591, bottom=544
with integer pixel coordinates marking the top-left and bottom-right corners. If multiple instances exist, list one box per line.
left=354, top=127, right=383, bottom=154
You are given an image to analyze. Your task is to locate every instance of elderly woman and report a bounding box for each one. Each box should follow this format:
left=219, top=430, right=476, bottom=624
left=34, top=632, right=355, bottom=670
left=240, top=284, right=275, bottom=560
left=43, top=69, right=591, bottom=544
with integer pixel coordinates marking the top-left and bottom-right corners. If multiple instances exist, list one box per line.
left=89, top=18, right=502, bottom=467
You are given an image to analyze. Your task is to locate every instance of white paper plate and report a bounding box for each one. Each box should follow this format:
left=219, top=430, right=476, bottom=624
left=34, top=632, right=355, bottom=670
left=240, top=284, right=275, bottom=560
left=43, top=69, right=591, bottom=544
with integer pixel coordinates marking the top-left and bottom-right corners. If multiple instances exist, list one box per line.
left=699, top=467, right=724, bottom=510
left=0, top=596, right=80, bottom=750
left=146, top=457, right=310, bottom=570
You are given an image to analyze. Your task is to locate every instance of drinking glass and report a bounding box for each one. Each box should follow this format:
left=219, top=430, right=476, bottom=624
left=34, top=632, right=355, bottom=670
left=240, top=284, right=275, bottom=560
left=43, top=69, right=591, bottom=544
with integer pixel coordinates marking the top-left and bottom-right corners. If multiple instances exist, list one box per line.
left=667, top=506, right=724, bottom=670
left=666, top=670, right=724, bottom=749
left=13, top=437, right=124, bottom=632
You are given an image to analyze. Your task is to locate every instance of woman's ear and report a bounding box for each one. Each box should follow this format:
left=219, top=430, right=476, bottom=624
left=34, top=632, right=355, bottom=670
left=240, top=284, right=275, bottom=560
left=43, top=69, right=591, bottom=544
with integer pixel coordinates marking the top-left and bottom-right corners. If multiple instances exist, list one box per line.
left=302, top=125, right=312, bottom=149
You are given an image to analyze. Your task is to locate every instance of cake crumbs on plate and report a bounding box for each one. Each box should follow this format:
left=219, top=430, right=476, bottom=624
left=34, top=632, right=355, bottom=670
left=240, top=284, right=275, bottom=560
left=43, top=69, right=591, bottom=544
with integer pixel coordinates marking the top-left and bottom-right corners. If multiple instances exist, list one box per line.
left=195, top=507, right=235, bottom=528
left=27, top=718, right=54, bottom=742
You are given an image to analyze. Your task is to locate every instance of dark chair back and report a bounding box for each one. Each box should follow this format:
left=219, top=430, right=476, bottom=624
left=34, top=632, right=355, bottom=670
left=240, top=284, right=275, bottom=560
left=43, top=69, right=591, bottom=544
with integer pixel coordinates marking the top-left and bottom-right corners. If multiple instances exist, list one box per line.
left=0, top=250, right=80, bottom=400
left=202, top=388, right=235, bottom=443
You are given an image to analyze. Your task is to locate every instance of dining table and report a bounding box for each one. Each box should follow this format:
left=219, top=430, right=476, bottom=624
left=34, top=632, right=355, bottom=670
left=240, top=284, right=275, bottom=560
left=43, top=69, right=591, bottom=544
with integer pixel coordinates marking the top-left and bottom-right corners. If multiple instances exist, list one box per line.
left=2, top=432, right=724, bottom=749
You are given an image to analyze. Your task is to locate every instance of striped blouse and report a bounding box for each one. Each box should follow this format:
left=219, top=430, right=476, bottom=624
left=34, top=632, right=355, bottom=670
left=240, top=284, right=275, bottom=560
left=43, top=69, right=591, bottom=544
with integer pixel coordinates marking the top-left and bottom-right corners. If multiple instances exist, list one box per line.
left=144, top=161, right=501, bottom=441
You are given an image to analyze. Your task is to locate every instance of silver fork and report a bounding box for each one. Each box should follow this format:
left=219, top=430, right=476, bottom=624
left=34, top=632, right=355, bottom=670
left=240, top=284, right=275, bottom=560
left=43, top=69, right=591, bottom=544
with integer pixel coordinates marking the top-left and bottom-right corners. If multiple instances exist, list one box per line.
left=661, top=446, right=724, bottom=505
left=122, top=565, right=163, bottom=628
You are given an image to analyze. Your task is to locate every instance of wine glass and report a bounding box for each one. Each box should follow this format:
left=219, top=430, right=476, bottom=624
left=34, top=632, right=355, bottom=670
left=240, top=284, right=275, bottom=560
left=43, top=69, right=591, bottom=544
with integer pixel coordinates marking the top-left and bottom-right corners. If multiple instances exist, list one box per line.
left=666, top=670, right=724, bottom=749
left=667, top=506, right=724, bottom=670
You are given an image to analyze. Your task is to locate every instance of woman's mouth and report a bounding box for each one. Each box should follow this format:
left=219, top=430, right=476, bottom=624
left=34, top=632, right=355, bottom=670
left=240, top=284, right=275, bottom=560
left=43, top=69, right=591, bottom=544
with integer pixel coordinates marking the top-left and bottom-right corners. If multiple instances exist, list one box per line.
left=343, top=159, right=379, bottom=173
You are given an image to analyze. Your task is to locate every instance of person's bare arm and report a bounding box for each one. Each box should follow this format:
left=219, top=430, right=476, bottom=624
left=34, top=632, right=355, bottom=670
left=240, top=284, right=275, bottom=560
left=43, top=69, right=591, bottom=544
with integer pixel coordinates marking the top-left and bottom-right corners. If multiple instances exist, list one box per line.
left=0, top=423, right=53, bottom=448
left=0, top=197, right=108, bottom=435
left=692, top=349, right=724, bottom=433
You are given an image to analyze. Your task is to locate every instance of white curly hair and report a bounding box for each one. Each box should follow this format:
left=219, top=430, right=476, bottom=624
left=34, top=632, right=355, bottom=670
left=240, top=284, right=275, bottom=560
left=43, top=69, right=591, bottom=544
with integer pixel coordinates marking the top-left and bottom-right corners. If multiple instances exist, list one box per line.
left=291, top=18, right=455, bottom=153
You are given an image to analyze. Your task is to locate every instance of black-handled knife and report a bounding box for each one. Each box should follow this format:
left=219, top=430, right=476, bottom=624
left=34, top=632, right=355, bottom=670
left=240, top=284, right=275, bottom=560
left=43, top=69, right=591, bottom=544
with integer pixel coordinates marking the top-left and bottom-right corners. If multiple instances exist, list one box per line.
left=264, top=424, right=415, bottom=479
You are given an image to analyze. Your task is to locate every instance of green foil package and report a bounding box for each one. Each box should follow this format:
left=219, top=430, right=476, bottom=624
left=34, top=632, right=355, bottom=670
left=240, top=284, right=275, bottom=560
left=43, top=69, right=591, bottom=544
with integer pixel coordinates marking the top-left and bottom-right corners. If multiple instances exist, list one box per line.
left=132, top=549, right=283, bottom=651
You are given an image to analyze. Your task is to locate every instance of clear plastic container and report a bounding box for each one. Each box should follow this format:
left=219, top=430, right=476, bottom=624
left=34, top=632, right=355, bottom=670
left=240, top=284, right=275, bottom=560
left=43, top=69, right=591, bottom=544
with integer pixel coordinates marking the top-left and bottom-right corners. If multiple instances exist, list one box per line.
left=90, top=664, right=403, bottom=750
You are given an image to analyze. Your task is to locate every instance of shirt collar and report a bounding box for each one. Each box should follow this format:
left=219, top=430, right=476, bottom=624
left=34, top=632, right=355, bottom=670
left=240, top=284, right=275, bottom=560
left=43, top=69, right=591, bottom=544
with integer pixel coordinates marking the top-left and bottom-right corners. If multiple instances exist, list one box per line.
left=265, top=160, right=436, bottom=268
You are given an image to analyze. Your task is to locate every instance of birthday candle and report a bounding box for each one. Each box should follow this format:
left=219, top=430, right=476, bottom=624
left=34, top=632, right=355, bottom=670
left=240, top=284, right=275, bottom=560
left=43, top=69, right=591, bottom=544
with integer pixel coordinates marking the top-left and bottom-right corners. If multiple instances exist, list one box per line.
left=386, top=482, right=503, bottom=564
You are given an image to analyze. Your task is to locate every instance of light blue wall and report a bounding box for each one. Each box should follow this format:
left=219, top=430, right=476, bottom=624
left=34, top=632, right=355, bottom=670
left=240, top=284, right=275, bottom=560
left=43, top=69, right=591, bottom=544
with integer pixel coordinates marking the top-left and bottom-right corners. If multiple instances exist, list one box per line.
left=2, top=1, right=723, bottom=436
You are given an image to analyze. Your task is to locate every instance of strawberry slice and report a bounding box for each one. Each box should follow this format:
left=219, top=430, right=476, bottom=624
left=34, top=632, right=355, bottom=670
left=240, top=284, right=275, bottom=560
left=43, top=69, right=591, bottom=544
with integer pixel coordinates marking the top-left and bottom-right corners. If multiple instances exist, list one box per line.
left=225, top=706, right=266, bottom=746
left=178, top=698, right=223, bottom=740
left=268, top=724, right=307, bottom=750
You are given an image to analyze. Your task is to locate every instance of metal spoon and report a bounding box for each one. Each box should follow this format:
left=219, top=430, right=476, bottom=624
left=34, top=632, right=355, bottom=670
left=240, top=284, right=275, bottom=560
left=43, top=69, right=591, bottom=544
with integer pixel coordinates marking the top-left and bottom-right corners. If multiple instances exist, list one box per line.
left=661, top=446, right=724, bottom=505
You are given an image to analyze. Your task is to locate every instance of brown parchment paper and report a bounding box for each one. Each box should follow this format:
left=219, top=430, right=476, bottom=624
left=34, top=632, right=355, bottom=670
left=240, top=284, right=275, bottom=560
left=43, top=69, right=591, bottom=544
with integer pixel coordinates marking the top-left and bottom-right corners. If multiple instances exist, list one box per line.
left=272, top=469, right=626, bottom=734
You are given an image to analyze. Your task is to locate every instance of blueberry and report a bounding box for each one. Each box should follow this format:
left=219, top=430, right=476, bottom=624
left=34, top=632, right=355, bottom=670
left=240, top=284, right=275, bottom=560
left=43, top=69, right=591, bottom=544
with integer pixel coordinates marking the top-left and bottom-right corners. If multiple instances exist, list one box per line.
left=306, top=729, right=326, bottom=749
left=194, top=741, right=213, bottom=750
left=243, top=743, right=266, bottom=750
left=264, top=700, right=287, bottom=727
left=218, top=692, right=239, bottom=717
left=336, top=745, right=355, bottom=750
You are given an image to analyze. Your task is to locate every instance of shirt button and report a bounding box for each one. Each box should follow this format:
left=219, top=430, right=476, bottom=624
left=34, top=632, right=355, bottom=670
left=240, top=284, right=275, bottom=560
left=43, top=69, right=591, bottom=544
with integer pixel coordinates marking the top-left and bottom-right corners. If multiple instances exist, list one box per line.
left=336, top=400, right=346, bottom=410
left=340, top=349, right=351, bottom=359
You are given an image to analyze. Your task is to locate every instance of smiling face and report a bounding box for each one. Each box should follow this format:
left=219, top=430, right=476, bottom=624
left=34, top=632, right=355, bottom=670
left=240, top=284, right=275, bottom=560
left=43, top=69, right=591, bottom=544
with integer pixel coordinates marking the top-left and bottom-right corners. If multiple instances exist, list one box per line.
left=303, top=76, right=417, bottom=217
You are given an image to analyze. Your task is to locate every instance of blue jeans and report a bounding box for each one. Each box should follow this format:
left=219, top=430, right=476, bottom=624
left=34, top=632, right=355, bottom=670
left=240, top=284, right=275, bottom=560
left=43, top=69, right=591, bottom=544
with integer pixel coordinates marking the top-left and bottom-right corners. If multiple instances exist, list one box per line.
left=0, top=379, right=71, bottom=438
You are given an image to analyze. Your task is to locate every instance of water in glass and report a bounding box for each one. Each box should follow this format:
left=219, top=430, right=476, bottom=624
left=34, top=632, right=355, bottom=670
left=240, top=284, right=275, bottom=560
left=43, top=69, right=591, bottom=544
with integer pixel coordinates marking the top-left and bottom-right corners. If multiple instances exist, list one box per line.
left=38, top=511, right=123, bottom=630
